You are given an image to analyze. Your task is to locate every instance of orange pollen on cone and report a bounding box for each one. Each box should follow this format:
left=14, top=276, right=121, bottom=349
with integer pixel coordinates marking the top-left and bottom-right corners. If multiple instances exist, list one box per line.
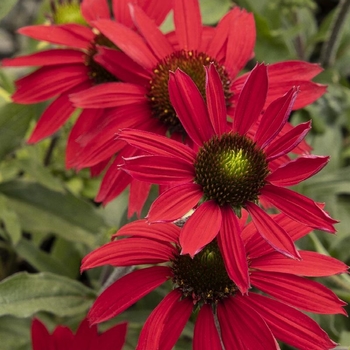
left=148, top=50, right=233, bottom=135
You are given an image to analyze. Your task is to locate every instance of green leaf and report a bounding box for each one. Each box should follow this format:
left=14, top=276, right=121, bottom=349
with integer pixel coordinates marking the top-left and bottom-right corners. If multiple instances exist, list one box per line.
left=0, top=180, right=107, bottom=246
left=0, top=272, right=96, bottom=318
left=0, top=195, right=21, bottom=244
left=0, top=316, right=31, bottom=350
left=0, top=0, right=18, bottom=20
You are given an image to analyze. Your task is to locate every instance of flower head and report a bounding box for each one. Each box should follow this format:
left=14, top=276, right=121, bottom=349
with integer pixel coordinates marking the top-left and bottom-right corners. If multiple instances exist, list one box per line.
left=81, top=217, right=347, bottom=349
left=117, top=63, right=337, bottom=290
left=31, top=317, right=127, bottom=350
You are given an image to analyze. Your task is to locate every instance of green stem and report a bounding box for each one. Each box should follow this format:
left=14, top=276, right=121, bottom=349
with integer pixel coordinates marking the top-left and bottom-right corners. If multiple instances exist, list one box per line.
left=43, top=134, right=59, bottom=167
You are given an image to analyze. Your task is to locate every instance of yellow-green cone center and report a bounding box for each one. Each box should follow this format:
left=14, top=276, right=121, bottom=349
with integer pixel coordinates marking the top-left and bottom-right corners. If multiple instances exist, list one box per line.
left=148, top=50, right=233, bottom=135
left=194, top=132, right=269, bottom=208
left=171, top=240, right=236, bottom=305
left=52, top=1, right=87, bottom=26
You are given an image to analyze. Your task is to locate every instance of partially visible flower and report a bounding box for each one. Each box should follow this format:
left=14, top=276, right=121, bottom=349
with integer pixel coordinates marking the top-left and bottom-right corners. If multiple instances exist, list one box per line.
left=69, top=0, right=325, bottom=208
left=117, top=63, right=337, bottom=291
left=81, top=217, right=347, bottom=350
left=31, top=317, right=127, bottom=350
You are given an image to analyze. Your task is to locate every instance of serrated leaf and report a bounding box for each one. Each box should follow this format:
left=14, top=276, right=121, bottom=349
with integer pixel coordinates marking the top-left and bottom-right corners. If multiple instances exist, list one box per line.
left=0, top=272, right=96, bottom=318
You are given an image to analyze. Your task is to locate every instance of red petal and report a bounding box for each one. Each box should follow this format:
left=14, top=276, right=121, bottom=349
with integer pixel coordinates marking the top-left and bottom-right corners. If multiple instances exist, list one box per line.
left=251, top=250, right=348, bottom=277
left=218, top=296, right=278, bottom=350
left=128, top=179, right=151, bottom=218
left=72, top=318, right=96, bottom=347
left=193, top=305, right=222, bottom=350
left=136, top=289, right=189, bottom=349
left=92, top=19, right=157, bottom=70
left=246, top=202, right=300, bottom=259
left=260, top=184, right=337, bottom=232
left=13, top=64, right=89, bottom=103
left=205, top=64, right=227, bottom=135
left=81, top=0, right=110, bottom=25
left=148, top=183, right=203, bottom=222
left=113, top=219, right=180, bottom=243
left=1, top=49, right=84, bottom=67
left=122, top=155, right=195, bottom=184
left=118, top=128, right=196, bottom=163
left=268, top=61, right=323, bottom=81
left=217, top=206, right=250, bottom=294
left=251, top=271, right=347, bottom=315
left=265, top=121, right=311, bottom=160
left=130, top=4, right=173, bottom=60
left=70, top=82, right=147, bottom=108
left=169, top=69, right=214, bottom=146
left=233, top=63, right=268, bottom=135
left=240, top=293, right=337, bottom=350
left=88, top=266, right=169, bottom=324
left=31, top=319, right=54, bottom=350
left=180, top=200, right=222, bottom=257
left=135, top=0, right=172, bottom=26
left=254, top=87, right=297, bottom=149
left=81, top=238, right=175, bottom=270
left=98, top=322, right=128, bottom=350
left=173, top=0, right=202, bottom=51
left=267, top=155, right=329, bottom=187
left=18, top=24, right=94, bottom=49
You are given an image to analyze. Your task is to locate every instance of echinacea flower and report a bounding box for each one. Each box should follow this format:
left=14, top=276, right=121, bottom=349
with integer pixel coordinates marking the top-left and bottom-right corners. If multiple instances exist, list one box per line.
left=69, top=0, right=326, bottom=208
left=117, top=63, right=337, bottom=289
left=81, top=216, right=347, bottom=349
left=31, top=317, right=127, bottom=350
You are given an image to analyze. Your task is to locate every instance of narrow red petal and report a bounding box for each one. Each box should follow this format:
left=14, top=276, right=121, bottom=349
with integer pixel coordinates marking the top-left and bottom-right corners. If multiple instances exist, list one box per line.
left=193, top=305, right=222, bottom=350
left=31, top=319, right=54, bottom=350
left=260, top=184, right=337, bottom=232
left=81, top=0, right=110, bottom=25
left=98, top=322, right=128, bottom=350
left=251, top=271, right=347, bottom=315
left=70, top=82, right=147, bottom=108
left=130, top=4, right=173, bottom=60
left=217, top=206, right=250, bottom=294
left=205, top=64, right=227, bottom=135
left=136, top=0, right=172, bottom=26
left=180, top=201, right=222, bottom=257
left=246, top=202, right=300, bottom=259
left=147, top=183, right=203, bottom=222
left=254, top=87, right=297, bottom=149
left=233, top=63, right=268, bottom=135
left=128, top=179, right=151, bottom=218
left=251, top=250, right=348, bottom=277
left=18, top=24, right=94, bottom=49
left=88, top=266, right=170, bottom=324
left=218, top=296, right=278, bottom=350
left=118, top=128, right=197, bottom=163
left=173, top=0, right=202, bottom=50
left=169, top=69, right=214, bottom=146
left=240, top=293, right=337, bottom=350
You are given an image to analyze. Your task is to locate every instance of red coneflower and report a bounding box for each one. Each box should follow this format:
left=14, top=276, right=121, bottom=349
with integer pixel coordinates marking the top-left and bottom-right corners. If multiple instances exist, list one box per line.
left=69, top=0, right=326, bottom=208
left=117, top=63, right=337, bottom=288
left=81, top=217, right=347, bottom=349
left=31, top=317, right=127, bottom=350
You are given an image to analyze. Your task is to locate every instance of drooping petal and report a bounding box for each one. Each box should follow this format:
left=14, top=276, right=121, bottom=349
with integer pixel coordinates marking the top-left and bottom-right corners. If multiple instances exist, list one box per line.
left=251, top=250, right=348, bottom=277
left=70, top=82, right=147, bottom=108
left=136, top=289, right=189, bottom=350
left=193, top=304, right=222, bottom=350
left=18, top=24, right=94, bottom=49
left=217, top=206, right=250, bottom=294
left=130, top=4, right=173, bottom=61
left=118, top=128, right=197, bottom=163
left=122, top=155, right=195, bottom=184
left=169, top=69, right=214, bottom=146
left=92, top=19, right=158, bottom=70
left=246, top=202, right=300, bottom=259
left=266, top=155, right=329, bottom=187
left=128, top=179, right=152, bottom=218
left=88, top=266, right=170, bottom=324
left=173, top=0, right=202, bottom=51
left=147, top=183, right=203, bottom=222
left=260, top=184, right=337, bottom=233
left=254, top=87, right=297, bottom=149
left=205, top=64, right=227, bottom=135
left=180, top=200, right=222, bottom=257
left=81, top=0, right=111, bottom=25
left=1, top=49, right=84, bottom=67
left=233, top=63, right=268, bottom=135
left=264, top=121, right=311, bottom=160
left=251, top=271, right=347, bottom=315
left=240, top=293, right=337, bottom=350
left=113, top=219, right=180, bottom=243
left=81, top=238, right=176, bottom=270
left=217, top=296, right=278, bottom=350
